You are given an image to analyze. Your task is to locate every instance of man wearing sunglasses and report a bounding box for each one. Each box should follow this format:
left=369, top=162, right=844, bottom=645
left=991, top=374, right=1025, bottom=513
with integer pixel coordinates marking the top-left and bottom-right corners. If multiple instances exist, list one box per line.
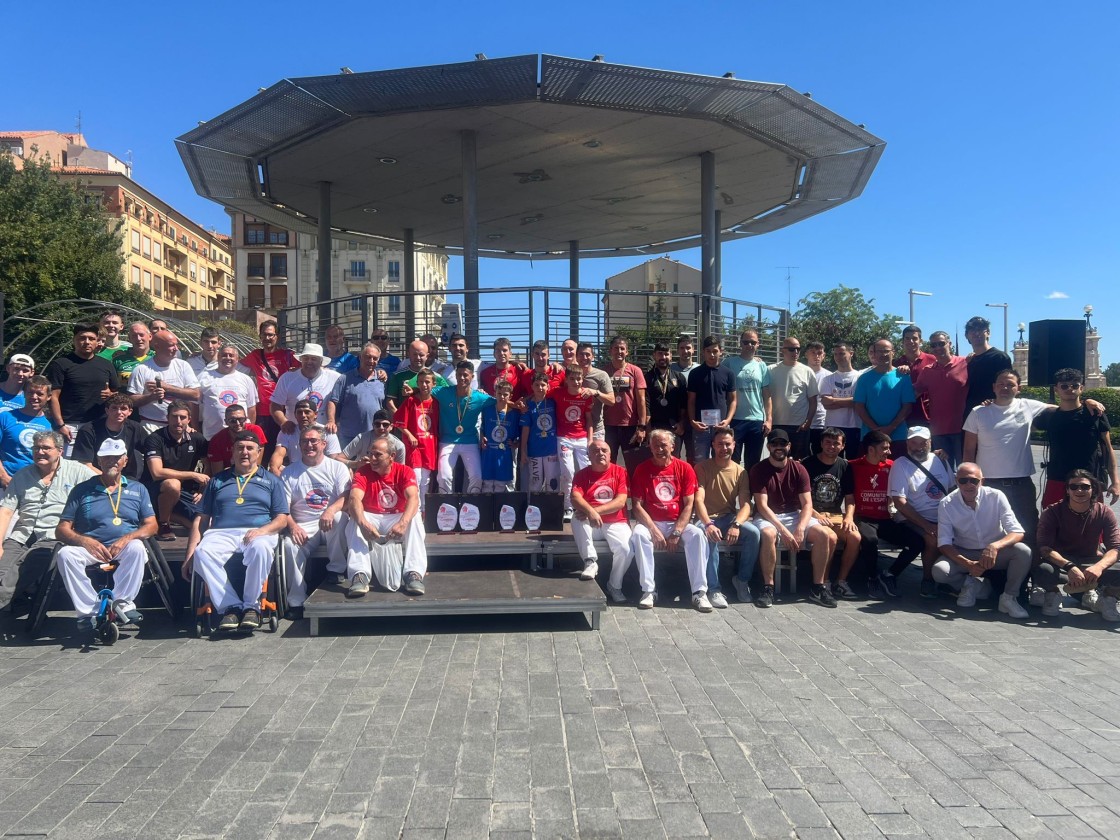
left=912, top=331, right=968, bottom=470
left=339, top=408, right=406, bottom=471
left=207, top=405, right=265, bottom=473
left=1035, top=470, right=1120, bottom=620
left=768, top=338, right=818, bottom=460
left=933, top=462, right=1031, bottom=619
left=369, top=330, right=401, bottom=375
left=1033, top=368, right=1119, bottom=508
left=724, top=329, right=772, bottom=468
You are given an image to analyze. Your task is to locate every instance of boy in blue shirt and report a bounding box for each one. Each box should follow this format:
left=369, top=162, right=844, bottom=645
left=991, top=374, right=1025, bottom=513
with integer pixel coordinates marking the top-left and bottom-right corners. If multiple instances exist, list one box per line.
left=0, top=376, right=54, bottom=488
left=480, top=380, right=521, bottom=492
left=519, top=371, right=560, bottom=492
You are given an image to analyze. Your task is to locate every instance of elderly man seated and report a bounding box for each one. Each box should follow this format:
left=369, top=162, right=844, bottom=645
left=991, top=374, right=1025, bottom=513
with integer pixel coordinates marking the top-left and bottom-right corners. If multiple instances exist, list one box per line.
left=626, top=428, right=707, bottom=611
left=0, top=431, right=93, bottom=614
left=570, top=438, right=633, bottom=595
left=55, top=439, right=157, bottom=636
left=280, top=424, right=351, bottom=618
left=1034, top=469, right=1120, bottom=621
left=183, top=432, right=288, bottom=633
left=345, top=438, right=426, bottom=597
left=933, top=461, right=1031, bottom=619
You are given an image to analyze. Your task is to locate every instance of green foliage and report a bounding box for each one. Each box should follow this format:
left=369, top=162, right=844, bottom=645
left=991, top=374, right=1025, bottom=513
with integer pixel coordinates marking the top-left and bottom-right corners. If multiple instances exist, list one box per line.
left=1104, top=362, right=1120, bottom=387
left=0, top=150, right=151, bottom=317
left=600, top=314, right=689, bottom=367
left=788, top=285, right=902, bottom=367
left=1085, top=388, right=1120, bottom=421
left=1019, top=385, right=1053, bottom=404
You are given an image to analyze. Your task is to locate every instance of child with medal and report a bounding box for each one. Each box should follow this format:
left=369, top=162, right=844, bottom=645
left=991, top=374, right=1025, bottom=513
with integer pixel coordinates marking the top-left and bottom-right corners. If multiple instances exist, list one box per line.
left=480, top=379, right=521, bottom=492
left=519, top=371, right=561, bottom=493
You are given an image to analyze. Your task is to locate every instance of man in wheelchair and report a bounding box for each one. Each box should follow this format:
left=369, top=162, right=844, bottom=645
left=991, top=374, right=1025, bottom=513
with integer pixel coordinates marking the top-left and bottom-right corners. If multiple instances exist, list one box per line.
left=55, top=438, right=157, bottom=636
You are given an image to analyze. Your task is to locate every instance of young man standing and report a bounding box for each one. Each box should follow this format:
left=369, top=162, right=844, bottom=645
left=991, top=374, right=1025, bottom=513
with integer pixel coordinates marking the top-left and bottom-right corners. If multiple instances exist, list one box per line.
left=723, top=329, right=771, bottom=468
left=853, top=339, right=915, bottom=458
left=913, top=331, right=968, bottom=470
left=894, top=325, right=936, bottom=426
left=687, top=336, right=736, bottom=462
left=45, top=323, right=119, bottom=453
left=187, top=327, right=222, bottom=376
left=603, top=336, right=648, bottom=466
left=819, top=342, right=862, bottom=459
left=768, top=338, right=818, bottom=461
left=804, top=341, right=830, bottom=455
left=478, top=337, right=523, bottom=399
left=96, top=311, right=131, bottom=361
left=963, top=315, right=1011, bottom=418
left=433, top=362, right=491, bottom=494
left=239, top=319, right=299, bottom=458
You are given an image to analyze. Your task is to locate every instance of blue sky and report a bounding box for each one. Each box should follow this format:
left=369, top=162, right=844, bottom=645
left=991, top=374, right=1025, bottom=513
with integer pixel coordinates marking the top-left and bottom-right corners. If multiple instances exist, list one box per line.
left=7, top=2, right=1119, bottom=361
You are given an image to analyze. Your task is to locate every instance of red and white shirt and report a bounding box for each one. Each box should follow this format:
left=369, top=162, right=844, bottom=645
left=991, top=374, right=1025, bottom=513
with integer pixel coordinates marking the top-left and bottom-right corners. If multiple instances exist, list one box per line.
left=551, top=387, right=595, bottom=439
left=632, top=457, right=697, bottom=522
left=572, top=463, right=630, bottom=524
left=394, top=395, right=439, bottom=470
left=849, top=456, right=893, bottom=520
left=353, top=462, right=417, bottom=514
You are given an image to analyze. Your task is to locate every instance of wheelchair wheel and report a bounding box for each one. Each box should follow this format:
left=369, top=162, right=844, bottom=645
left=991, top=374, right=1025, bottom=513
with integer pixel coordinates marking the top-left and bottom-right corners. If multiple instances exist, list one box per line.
left=190, top=567, right=212, bottom=638
left=25, top=549, right=62, bottom=637
left=145, top=539, right=179, bottom=620
left=267, top=614, right=278, bottom=632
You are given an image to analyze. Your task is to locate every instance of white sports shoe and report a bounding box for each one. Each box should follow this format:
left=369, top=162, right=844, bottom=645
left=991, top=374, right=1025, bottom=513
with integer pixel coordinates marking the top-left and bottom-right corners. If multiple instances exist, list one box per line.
left=692, top=591, right=713, bottom=613
left=638, top=591, right=655, bottom=609
left=708, top=591, right=729, bottom=609
left=580, top=560, right=599, bottom=581
left=1042, top=591, right=1062, bottom=617
left=998, top=593, right=1028, bottom=619
left=957, top=576, right=983, bottom=608
left=1028, top=586, right=1046, bottom=607
left=1083, top=589, right=1102, bottom=613
left=1101, top=595, right=1120, bottom=623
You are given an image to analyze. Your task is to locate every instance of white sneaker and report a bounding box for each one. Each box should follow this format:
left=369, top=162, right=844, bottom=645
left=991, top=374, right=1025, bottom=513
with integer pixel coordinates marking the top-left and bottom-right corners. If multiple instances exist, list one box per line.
left=957, top=576, right=983, bottom=608
left=1042, top=591, right=1062, bottom=617
left=1083, top=589, right=1102, bottom=613
left=709, top=591, right=729, bottom=609
left=692, top=591, right=713, bottom=613
left=998, top=593, right=1028, bottom=619
left=1101, top=595, right=1120, bottom=622
left=638, top=591, right=655, bottom=609
left=580, top=560, right=599, bottom=581
left=1028, top=586, right=1046, bottom=607
left=563, top=510, right=574, bottom=523
left=605, top=584, right=626, bottom=603
left=978, top=579, right=993, bottom=600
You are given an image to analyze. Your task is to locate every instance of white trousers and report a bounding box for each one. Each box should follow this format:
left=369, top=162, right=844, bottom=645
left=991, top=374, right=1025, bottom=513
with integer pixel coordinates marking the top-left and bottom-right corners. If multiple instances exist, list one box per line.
left=282, top=512, right=346, bottom=606
left=558, top=437, right=590, bottom=510
left=571, top=519, right=633, bottom=589
left=413, top=467, right=432, bottom=510
left=193, top=528, right=279, bottom=612
left=57, top=540, right=147, bottom=617
left=437, top=443, right=481, bottom=493
left=481, top=478, right=514, bottom=493
left=630, top=521, right=707, bottom=595
left=346, top=511, right=427, bottom=591
left=522, top=455, right=560, bottom=493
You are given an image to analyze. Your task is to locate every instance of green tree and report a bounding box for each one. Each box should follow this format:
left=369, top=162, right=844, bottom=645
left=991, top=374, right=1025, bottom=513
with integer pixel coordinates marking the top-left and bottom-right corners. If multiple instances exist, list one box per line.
left=0, top=150, right=151, bottom=316
left=1104, top=362, right=1120, bottom=387
left=788, top=285, right=902, bottom=367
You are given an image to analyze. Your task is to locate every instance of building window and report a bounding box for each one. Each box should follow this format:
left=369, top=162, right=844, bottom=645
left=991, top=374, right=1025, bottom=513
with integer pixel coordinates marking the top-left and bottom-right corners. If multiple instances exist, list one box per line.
left=247, top=285, right=265, bottom=308
left=349, top=260, right=365, bottom=279
left=152, top=242, right=161, bottom=264
left=143, top=270, right=152, bottom=292
left=168, top=225, right=176, bottom=240
left=131, top=230, right=141, bottom=254
left=248, top=254, right=265, bottom=278
left=270, top=284, right=288, bottom=308
left=388, top=295, right=401, bottom=313
left=246, top=224, right=265, bottom=245
left=270, top=254, right=288, bottom=278
left=190, top=291, right=197, bottom=309
left=268, top=230, right=288, bottom=245
left=350, top=298, right=361, bottom=312
left=388, top=260, right=400, bottom=283
left=189, top=261, right=197, bottom=281
left=142, top=236, right=151, bottom=258
left=131, top=265, right=141, bottom=288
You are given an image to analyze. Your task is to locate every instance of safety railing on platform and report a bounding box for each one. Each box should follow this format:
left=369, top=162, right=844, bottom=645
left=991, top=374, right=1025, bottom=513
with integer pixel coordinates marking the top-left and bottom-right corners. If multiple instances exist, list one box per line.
left=277, top=288, right=789, bottom=367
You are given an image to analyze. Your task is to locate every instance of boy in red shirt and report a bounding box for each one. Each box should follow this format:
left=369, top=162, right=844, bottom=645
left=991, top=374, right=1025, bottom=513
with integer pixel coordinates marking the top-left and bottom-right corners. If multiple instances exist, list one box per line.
left=552, top=366, right=595, bottom=520
left=393, top=368, right=439, bottom=510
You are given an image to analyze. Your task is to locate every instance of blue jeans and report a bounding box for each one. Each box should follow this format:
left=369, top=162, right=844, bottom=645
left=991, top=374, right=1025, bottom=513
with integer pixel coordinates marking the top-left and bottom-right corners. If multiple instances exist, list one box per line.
left=931, top=433, right=962, bottom=472
left=730, top=418, right=766, bottom=468
left=706, top=512, right=762, bottom=592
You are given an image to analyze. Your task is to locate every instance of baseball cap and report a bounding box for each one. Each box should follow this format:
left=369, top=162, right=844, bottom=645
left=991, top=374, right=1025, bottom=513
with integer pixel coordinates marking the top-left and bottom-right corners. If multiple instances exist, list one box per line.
left=767, top=428, right=791, bottom=444
left=96, top=438, right=128, bottom=458
left=8, top=353, right=34, bottom=368
left=907, top=426, right=931, bottom=440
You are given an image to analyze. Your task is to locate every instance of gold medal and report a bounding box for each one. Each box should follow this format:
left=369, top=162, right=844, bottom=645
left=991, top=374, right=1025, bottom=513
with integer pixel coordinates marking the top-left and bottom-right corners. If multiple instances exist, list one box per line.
left=498, top=443, right=506, bottom=450
left=456, top=425, right=464, bottom=434
left=540, top=431, right=548, bottom=438
left=112, top=517, right=121, bottom=526
left=234, top=466, right=257, bottom=506
left=106, top=482, right=124, bottom=528
left=236, top=497, right=245, bottom=505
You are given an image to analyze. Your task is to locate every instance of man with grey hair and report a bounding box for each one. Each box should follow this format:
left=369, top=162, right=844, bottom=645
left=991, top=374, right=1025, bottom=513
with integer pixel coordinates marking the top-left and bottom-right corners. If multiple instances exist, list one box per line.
left=328, top=342, right=386, bottom=449
left=197, top=344, right=258, bottom=440
left=0, top=431, right=93, bottom=613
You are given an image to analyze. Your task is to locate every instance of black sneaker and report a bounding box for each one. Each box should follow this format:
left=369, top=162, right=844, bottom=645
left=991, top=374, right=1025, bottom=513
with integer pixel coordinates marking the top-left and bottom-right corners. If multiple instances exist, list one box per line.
left=284, top=606, right=304, bottom=621
left=403, top=571, right=425, bottom=596
left=754, top=585, right=775, bottom=609
left=920, top=579, right=937, bottom=599
left=239, top=608, right=261, bottom=631
left=809, top=585, right=838, bottom=608
left=878, top=571, right=899, bottom=598
left=218, top=611, right=241, bottom=631
left=867, top=578, right=887, bottom=600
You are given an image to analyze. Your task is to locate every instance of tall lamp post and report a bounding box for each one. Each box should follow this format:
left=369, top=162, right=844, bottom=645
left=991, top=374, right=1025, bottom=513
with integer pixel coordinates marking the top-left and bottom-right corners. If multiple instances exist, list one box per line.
left=986, top=302, right=1009, bottom=352
left=908, top=289, right=932, bottom=324
left=1017, top=321, right=1026, bottom=344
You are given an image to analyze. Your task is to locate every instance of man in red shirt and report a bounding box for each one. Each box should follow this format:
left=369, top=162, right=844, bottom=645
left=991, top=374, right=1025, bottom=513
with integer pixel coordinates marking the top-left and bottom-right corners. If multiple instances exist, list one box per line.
left=238, top=320, right=298, bottom=458
left=749, top=428, right=837, bottom=608
left=603, top=336, right=648, bottom=466
left=894, top=325, right=936, bottom=426
left=628, top=429, right=707, bottom=611
left=571, top=439, right=633, bottom=591
left=554, top=368, right=596, bottom=520
left=846, top=431, right=924, bottom=599
left=912, top=331, right=968, bottom=470
left=519, top=339, right=565, bottom=397
left=478, top=337, right=523, bottom=400
left=345, top=438, right=425, bottom=597
left=207, top=404, right=266, bottom=472
left=393, top=368, right=439, bottom=510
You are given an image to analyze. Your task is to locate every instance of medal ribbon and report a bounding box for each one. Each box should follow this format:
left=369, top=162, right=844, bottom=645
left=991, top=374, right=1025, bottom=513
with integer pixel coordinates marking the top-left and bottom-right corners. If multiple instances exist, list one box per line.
left=235, top=466, right=258, bottom=504
left=106, top=481, right=124, bottom=525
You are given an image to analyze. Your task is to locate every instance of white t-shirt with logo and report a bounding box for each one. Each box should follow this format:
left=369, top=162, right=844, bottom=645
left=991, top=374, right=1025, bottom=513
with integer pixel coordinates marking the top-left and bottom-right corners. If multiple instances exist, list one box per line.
left=280, top=457, right=352, bottom=525
left=820, top=368, right=863, bottom=429
left=271, top=368, right=343, bottom=426
left=198, top=369, right=259, bottom=439
left=887, top=454, right=953, bottom=521
left=962, top=398, right=1049, bottom=479
left=128, top=357, right=201, bottom=424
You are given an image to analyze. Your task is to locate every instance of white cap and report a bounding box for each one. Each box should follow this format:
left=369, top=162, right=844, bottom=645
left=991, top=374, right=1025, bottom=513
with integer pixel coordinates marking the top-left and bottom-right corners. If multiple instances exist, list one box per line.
left=907, top=426, right=931, bottom=440
left=7, top=353, right=34, bottom=368
left=96, top=438, right=128, bottom=458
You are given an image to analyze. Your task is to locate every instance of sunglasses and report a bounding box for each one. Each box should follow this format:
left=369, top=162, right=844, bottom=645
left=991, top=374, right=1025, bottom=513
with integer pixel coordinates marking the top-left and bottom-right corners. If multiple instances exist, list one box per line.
left=371, top=335, right=389, bottom=341
left=375, top=421, right=393, bottom=428
left=957, top=476, right=981, bottom=485
left=782, top=346, right=800, bottom=352
left=929, top=341, right=947, bottom=348
left=1069, top=483, right=1093, bottom=492
left=741, top=340, right=758, bottom=346
left=1057, top=382, right=1081, bottom=390
left=769, top=440, right=790, bottom=448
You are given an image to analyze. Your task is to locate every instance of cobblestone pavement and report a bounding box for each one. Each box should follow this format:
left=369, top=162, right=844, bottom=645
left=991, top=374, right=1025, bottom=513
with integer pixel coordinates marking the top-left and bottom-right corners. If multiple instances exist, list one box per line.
left=2, top=565, right=1119, bottom=840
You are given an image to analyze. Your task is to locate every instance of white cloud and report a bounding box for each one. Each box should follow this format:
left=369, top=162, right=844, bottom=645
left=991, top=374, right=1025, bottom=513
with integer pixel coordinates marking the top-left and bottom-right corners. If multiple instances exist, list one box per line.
left=1046, top=291, right=1069, bottom=299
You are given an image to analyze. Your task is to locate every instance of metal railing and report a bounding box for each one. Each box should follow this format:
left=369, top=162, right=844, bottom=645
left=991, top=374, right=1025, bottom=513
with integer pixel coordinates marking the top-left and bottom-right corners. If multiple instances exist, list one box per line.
left=277, top=287, right=788, bottom=367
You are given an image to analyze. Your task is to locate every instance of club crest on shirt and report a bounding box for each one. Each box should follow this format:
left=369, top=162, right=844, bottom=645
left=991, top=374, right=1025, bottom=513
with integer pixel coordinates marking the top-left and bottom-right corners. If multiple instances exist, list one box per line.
left=417, top=414, right=432, bottom=432
left=565, top=405, right=582, bottom=422
left=305, top=391, right=324, bottom=409
left=492, top=424, right=508, bottom=443
left=537, top=414, right=554, bottom=432
left=654, top=479, right=676, bottom=502
left=18, top=427, right=37, bottom=449
left=219, top=390, right=239, bottom=406
left=592, top=484, right=614, bottom=503
left=305, top=487, right=330, bottom=509
left=378, top=487, right=399, bottom=509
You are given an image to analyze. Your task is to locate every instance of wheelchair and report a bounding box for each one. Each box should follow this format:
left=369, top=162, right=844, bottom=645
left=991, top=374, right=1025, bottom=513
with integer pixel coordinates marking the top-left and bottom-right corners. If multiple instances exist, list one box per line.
left=25, top=539, right=178, bottom=638
left=188, top=545, right=286, bottom=637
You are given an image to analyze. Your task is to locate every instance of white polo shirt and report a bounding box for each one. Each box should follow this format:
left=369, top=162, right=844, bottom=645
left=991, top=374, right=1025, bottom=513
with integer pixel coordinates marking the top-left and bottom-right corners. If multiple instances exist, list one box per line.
left=937, top=485, right=1023, bottom=551
left=962, top=398, right=1049, bottom=479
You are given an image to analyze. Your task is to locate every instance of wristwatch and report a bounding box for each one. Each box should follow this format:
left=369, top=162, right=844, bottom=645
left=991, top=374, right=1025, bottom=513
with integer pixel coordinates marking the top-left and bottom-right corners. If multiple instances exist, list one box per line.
left=670, top=528, right=682, bottom=538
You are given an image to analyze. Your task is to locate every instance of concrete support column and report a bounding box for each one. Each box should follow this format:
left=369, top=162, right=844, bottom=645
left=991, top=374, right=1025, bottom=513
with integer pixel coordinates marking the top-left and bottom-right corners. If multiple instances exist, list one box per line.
left=461, top=130, right=479, bottom=353
left=404, top=227, right=416, bottom=342
left=700, top=152, right=716, bottom=338
left=318, top=181, right=332, bottom=339
left=569, top=240, right=579, bottom=341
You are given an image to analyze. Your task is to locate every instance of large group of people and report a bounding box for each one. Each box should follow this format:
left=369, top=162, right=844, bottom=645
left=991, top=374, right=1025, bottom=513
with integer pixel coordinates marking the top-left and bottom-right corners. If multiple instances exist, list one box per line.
left=0, top=310, right=1117, bottom=641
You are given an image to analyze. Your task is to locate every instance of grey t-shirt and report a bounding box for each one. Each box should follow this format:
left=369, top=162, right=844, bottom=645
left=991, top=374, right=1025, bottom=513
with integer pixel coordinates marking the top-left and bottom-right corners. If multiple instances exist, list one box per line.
left=582, top=366, right=612, bottom=438
left=342, top=430, right=406, bottom=465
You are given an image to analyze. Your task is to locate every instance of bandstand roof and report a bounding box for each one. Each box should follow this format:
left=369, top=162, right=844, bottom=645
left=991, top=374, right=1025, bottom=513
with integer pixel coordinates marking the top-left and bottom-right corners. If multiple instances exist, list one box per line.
left=176, top=55, right=885, bottom=260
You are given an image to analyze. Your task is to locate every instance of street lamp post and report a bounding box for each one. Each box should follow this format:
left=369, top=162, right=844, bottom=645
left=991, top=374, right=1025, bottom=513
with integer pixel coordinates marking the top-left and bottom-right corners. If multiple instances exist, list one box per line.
left=909, top=289, right=932, bottom=324
left=986, top=302, right=1009, bottom=352
left=1017, top=321, right=1026, bottom=344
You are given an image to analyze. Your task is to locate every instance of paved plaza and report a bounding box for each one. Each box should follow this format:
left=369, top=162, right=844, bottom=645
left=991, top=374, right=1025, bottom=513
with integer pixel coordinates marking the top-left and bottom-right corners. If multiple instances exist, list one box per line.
left=2, top=568, right=1119, bottom=840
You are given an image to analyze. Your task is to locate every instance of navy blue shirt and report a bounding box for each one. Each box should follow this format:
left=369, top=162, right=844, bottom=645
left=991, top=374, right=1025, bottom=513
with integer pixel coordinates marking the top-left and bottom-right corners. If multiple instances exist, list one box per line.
left=687, top=363, right=735, bottom=419
left=202, top=467, right=287, bottom=529
left=61, top=476, right=155, bottom=546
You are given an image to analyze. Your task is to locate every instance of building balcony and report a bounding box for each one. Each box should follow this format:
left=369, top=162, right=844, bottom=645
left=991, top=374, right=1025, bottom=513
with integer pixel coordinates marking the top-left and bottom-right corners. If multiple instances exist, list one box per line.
left=343, top=269, right=367, bottom=282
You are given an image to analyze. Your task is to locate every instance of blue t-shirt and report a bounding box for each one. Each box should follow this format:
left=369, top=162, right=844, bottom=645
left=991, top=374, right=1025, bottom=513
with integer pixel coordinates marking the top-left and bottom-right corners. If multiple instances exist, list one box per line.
left=0, top=409, right=52, bottom=476
left=61, top=476, right=155, bottom=546
left=723, top=356, right=771, bottom=421
left=376, top=352, right=402, bottom=374
left=481, top=404, right=521, bottom=481
left=433, top=386, right=492, bottom=445
left=202, top=467, right=288, bottom=529
left=854, top=368, right=916, bottom=441
left=331, top=370, right=386, bottom=442
left=0, top=390, right=25, bottom=413
left=328, top=352, right=359, bottom=374
left=519, top=397, right=558, bottom=458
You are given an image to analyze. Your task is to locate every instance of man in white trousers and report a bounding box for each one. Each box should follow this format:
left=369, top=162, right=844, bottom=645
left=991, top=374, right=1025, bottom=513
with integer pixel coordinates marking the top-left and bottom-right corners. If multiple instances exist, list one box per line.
left=627, top=429, right=708, bottom=611
left=570, top=439, right=633, bottom=594
left=183, top=432, right=288, bottom=634
left=346, top=438, right=426, bottom=597
left=280, top=424, right=350, bottom=618
left=55, top=438, right=156, bottom=638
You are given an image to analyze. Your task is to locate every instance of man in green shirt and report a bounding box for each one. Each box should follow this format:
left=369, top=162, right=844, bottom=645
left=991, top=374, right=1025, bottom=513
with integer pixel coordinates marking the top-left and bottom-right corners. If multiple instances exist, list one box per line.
left=112, top=322, right=154, bottom=391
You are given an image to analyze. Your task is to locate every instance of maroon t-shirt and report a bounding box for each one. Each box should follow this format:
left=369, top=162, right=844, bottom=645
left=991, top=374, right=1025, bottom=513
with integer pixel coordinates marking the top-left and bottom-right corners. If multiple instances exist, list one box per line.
left=749, top=459, right=810, bottom=514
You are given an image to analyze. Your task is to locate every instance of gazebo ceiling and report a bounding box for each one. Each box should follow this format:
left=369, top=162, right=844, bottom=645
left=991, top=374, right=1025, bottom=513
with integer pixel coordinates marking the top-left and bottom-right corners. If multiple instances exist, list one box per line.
left=177, top=55, right=885, bottom=259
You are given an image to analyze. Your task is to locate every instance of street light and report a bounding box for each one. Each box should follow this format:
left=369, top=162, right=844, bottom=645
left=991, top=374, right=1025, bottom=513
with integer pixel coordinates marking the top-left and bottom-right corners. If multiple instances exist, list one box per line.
left=908, top=289, right=932, bottom=324
left=1084, top=304, right=1094, bottom=333
left=1017, top=321, right=1026, bottom=344
left=986, top=302, right=1009, bottom=352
